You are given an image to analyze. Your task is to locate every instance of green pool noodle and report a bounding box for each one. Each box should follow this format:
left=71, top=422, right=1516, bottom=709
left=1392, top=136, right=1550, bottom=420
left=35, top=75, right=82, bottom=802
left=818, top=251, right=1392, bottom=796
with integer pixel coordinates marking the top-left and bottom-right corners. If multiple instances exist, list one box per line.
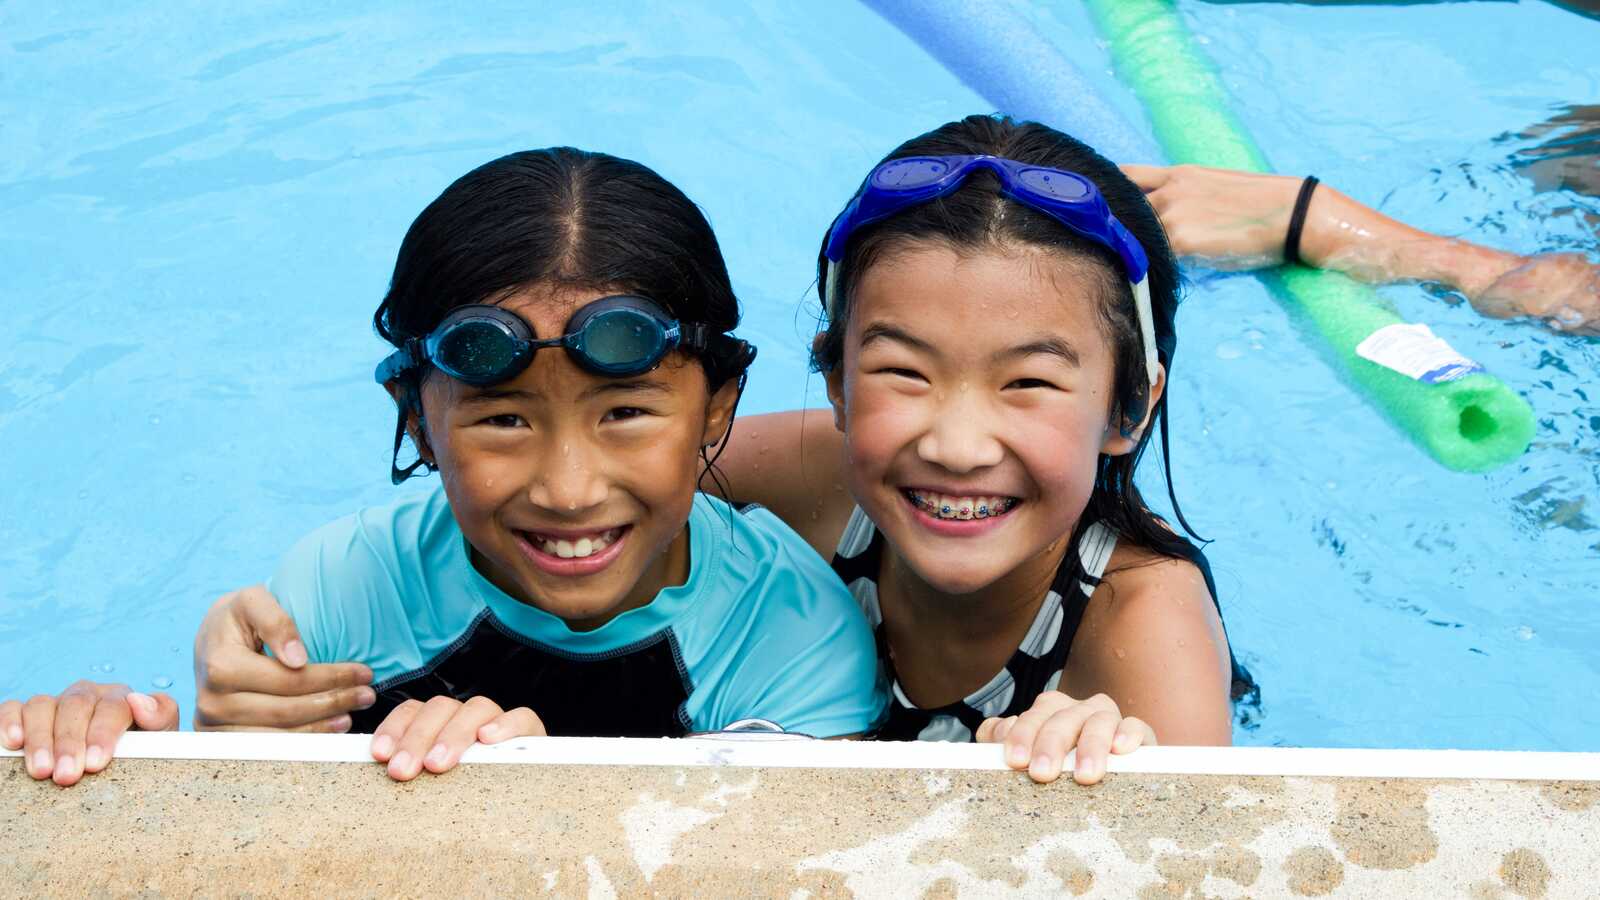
left=1082, top=0, right=1536, bottom=473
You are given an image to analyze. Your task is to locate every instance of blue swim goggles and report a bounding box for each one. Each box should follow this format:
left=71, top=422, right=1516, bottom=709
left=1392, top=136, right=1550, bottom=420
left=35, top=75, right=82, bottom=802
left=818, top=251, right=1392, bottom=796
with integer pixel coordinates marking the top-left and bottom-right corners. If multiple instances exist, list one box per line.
left=374, top=294, right=754, bottom=387
left=822, top=154, right=1159, bottom=393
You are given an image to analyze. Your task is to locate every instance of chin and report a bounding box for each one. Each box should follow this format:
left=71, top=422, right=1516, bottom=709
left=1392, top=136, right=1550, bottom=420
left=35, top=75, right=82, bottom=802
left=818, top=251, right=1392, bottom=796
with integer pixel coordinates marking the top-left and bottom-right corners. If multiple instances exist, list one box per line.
left=924, top=568, right=1009, bottom=598
left=895, top=547, right=1014, bottom=597
left=530, top=586, right=631, bottom=625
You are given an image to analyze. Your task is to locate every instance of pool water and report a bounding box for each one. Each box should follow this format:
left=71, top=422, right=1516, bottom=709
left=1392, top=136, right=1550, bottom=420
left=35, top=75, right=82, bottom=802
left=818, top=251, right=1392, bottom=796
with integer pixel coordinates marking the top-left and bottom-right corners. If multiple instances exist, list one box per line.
left=2, top=1, right=1596, bottom=750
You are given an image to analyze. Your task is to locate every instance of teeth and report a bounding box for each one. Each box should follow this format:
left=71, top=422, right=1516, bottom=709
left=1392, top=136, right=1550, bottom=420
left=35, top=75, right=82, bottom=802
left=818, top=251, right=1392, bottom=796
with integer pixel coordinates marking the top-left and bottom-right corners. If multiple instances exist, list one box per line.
left=909, top=492, right=1014, bottom=521
left=535, top=528, right=619, bottom=559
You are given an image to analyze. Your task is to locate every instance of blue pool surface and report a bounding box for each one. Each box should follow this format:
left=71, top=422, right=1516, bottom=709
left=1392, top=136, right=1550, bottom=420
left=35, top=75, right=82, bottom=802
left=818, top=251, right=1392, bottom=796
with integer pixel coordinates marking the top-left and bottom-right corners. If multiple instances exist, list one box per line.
left=2, top=1, right=1597, bottom=749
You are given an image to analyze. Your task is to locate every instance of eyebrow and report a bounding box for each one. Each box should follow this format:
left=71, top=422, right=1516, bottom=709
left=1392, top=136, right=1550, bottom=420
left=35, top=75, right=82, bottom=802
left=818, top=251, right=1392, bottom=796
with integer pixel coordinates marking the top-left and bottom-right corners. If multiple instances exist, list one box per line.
left=859, top=322, right=1080, bottom=368
left=458, top=386, right=538, bottom=405
left=583, top=379, right=674, bottom=400
left=859, top=322, right=939, bottom=356
left=992, top=337, right=1081, bottom=368
left=460, top=380, right=675, bottom=404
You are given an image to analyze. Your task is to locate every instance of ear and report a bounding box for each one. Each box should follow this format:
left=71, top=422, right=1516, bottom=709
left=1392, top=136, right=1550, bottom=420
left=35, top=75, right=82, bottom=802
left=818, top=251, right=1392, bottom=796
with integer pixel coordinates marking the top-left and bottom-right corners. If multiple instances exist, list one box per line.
left=701, top=377, right=741, bottom=449
left=814, top=333, right=848, bottom=433
left=384, top=379, right=437, bottom=465
left=1100, top=362, right=1167, bottom=456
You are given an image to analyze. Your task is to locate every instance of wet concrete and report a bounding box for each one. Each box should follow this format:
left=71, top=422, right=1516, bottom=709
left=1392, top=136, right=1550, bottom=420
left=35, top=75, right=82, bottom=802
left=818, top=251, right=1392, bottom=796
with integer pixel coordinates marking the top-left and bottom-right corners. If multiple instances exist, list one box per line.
left=2, top=758, right=1598, bottom=897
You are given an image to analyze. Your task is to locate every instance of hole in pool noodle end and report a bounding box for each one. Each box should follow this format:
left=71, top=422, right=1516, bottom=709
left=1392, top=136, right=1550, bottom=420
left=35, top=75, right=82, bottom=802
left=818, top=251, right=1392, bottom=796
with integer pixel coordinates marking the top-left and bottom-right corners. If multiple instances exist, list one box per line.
left=1264, top=268, right=1535, bottom=473
left=1083, top=0, right=1538, bottom=473
left=1459, top=403, right=1498, bottom=443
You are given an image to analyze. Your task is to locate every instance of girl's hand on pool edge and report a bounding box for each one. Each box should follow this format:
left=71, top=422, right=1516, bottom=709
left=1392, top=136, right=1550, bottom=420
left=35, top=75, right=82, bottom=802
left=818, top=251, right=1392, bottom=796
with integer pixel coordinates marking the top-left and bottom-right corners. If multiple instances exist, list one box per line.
left=369, top=695, right=545, bottom=782
left=1, top=681, right=178, bottom=787
left=976, top=691, right=1156, bottom=786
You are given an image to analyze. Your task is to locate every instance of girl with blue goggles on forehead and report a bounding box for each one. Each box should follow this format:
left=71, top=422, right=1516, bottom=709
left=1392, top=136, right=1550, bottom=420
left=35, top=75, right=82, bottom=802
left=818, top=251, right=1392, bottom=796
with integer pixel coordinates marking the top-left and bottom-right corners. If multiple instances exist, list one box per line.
left=716, top=115, right=1255, bottom=784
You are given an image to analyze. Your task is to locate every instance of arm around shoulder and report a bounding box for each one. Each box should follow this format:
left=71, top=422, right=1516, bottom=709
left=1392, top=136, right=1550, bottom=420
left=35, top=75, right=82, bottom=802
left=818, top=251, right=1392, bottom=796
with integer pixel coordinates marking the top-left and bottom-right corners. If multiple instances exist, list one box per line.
left=713, top=409, right=857, bottom=555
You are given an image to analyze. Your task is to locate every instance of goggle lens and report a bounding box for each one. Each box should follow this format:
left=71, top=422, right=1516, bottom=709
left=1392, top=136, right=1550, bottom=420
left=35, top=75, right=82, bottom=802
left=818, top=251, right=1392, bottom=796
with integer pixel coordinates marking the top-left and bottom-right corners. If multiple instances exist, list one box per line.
left=872, top=157, right=953, bottom=189
left=378, top=295, right=749, bottom=393
left=433, top=319, right=524, bottom=384
left=1016, top=167, right=1091, bottom=201
left=578, top=308, right=667, bottom=373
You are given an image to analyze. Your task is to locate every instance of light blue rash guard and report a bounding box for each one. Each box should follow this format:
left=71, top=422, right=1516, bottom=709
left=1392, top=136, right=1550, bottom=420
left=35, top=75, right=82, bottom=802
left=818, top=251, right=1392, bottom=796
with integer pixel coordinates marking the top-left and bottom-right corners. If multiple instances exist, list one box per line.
left=268, top=486, right=887, bottom=738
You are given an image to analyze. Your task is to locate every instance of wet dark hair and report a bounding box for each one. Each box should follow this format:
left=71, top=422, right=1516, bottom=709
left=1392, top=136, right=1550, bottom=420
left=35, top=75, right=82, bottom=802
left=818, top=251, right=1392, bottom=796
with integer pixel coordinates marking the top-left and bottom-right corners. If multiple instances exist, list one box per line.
left=376, top=147, right=754, bottom=483
left=814, top=115, right=1258, bottom=714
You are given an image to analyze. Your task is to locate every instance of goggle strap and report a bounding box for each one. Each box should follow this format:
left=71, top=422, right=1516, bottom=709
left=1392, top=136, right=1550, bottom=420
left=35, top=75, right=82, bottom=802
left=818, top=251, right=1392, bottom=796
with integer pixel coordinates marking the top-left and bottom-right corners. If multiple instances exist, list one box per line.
left=1133, top=276, right=1159, bottom=392
left=388, top=380, right=432, bottom=485
left=374, top=340, right=419, bottom=385
left=824, top=261, right=843, bottom=319
left=679, top=322, right=710, bottom=352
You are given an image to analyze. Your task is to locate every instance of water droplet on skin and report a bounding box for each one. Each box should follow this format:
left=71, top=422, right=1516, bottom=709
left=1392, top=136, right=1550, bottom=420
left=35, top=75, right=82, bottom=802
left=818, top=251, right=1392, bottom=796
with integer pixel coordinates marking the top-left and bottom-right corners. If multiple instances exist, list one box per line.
left=152, top=676, right=173, bottom=689
left=1114, top=648, right=1127, bottom=660
left=1176, top=639, right=1187, bottom=648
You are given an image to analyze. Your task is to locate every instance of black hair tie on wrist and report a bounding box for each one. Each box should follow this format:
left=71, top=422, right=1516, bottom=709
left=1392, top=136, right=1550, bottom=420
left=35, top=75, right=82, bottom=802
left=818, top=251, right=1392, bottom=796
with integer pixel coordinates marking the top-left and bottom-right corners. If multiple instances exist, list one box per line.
left=1283, top=175, right=1320, bottom=266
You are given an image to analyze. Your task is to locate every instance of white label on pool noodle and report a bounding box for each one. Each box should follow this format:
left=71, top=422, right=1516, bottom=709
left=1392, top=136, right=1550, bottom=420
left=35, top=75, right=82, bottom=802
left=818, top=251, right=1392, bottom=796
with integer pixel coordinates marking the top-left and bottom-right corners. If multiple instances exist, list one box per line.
left=1355, top=323, right=1485, bottom=383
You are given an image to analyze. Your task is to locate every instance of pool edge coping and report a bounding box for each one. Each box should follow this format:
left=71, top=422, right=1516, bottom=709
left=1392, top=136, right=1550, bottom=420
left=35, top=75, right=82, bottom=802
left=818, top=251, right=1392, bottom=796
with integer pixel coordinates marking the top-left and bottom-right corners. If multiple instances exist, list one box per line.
left=5, top=732, right=1599, bottom=781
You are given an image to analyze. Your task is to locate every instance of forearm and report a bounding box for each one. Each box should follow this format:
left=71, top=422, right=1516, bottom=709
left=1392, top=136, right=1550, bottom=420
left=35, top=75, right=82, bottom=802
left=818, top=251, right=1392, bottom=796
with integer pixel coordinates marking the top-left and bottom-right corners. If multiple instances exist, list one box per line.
left=1297, top=183, right=1524, bottom=299
left=1134, top=163, right=1599, bottom=334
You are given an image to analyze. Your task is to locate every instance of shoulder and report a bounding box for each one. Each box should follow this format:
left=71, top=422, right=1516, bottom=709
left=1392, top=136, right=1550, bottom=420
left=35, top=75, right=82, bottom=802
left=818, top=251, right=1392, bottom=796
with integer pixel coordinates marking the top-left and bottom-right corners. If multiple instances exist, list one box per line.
left=1065, top=538, right=1233, bottom=744
left=690, top=493, right=861, bottom=622
left=269, top=487, right=456, bottom=660
left=275, top=487, right=452, bottom=586
left=678, top=495, right=884, bottom=735
left=1081, top=541, right=1224, bottom=658
left=716, top=410, right=857, bottom=556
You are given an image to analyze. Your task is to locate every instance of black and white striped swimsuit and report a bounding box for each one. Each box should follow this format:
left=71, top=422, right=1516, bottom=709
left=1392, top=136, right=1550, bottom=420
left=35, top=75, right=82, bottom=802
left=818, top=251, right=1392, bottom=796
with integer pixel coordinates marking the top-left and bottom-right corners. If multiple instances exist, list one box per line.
left=829, top=506, right=1118, bottom=742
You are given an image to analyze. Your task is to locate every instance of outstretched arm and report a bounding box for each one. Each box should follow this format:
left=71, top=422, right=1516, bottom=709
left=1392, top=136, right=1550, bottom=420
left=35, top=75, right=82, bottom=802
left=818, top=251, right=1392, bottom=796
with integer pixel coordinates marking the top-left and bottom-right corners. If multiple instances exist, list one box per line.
left=1125, top=164, right=1599, bottom=336
left=710, top=409, right=857, bottom=557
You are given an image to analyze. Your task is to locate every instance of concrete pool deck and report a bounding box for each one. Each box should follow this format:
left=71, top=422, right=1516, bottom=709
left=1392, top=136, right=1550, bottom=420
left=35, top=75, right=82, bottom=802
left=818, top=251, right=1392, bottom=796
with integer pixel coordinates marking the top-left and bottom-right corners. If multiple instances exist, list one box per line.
left=3, top=735, right=1598, bottom=897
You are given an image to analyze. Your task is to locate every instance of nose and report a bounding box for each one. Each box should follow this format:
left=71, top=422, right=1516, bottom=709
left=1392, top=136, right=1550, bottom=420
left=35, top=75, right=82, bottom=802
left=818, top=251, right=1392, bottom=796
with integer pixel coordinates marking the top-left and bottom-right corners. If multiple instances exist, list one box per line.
left=527, top=438, right=609, bottom=513
left=915, top=390, right=1005, bottom=474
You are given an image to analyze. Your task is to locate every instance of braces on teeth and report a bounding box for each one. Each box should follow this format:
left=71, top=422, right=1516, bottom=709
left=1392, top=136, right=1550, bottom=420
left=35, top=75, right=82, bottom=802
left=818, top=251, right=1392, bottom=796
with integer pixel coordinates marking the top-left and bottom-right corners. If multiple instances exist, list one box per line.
left=908, top=491, right=1016, bottom=521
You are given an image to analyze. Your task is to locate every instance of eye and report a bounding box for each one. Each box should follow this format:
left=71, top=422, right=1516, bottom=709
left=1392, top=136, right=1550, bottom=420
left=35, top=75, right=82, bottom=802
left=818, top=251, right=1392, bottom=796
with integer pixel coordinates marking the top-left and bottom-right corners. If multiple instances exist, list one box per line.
left=602, top=406, right=650, bottom=423
left=1005, top=377, right=1060, bottom=391
left=481, top=413, right=527, bottom=428
left=874, top=367, right=927, bottom=382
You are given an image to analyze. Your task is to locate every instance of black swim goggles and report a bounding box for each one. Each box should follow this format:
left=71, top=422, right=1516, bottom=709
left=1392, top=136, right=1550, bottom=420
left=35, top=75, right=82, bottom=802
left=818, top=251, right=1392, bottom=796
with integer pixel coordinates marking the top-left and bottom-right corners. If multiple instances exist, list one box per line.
left=374, top=294, right=755, bottom=387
